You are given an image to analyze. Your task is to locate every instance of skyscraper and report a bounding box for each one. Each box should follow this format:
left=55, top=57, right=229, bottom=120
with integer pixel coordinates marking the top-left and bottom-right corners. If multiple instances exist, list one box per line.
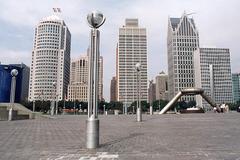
left=155, top=71, right=168, bottom=101
left=167, top=13, right=199, bottom=101
left=110, top=76, right=117, bottom=102
left=232, top=73, right=240, bottom=103
left=28, top=14, right=71, bottom=101
left=194, top=47, right=233, bottom=108
left=67, top=54, right=103, bottom=102
left=117, top=18, right=148, bottom=107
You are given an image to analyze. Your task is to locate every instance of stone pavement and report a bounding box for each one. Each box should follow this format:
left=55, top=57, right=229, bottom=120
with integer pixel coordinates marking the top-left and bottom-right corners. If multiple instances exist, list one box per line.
left=1, top=113, right=240, bottom=160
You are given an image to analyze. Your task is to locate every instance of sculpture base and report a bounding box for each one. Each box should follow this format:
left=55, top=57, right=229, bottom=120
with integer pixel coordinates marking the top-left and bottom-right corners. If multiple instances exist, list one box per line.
left=86, top=118, right=99, bottom=149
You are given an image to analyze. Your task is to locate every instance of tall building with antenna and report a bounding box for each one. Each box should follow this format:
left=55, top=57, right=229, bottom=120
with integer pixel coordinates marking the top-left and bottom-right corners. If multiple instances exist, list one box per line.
left=117, top=18, right=148, bottom=108
left=167, top=12, right=199, bottom=101
left=28, top=10, right=71, bottom=101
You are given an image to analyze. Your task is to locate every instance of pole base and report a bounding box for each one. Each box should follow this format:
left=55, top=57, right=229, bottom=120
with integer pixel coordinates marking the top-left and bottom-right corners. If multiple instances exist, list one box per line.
left=8, top=108, right=13, bottom=121
left=137, top=108, right=142, bottom=122
left=150, top=106, right=153, bottom=115
left=86, top=118, right=99, bottom=149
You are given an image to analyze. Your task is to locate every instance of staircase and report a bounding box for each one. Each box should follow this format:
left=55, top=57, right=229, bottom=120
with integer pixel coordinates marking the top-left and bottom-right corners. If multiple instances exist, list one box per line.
left=0, top=103, right=34, bottom=121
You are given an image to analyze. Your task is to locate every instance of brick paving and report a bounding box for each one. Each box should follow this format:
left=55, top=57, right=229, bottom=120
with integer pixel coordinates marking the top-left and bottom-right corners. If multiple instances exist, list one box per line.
left=0, top=113, right=240, bottom=159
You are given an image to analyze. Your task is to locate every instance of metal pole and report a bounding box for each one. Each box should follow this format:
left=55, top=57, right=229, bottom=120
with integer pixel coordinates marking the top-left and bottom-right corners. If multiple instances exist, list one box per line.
left=125, top=103, right=127, bottom=115
left=136, top=66, right=142, bottom=122
left=86, top=11, right=105, bottom=149
left=86, top=29, right=100, bottom=149
left=33, top=100, right=35, bottom=112
left=9, top=75, right=17, bottom=121
left=55, top=95, right=58, bottom=115
left=103, top=104, right=105, bottom=114
left=74, top=100, right=76, bottom=115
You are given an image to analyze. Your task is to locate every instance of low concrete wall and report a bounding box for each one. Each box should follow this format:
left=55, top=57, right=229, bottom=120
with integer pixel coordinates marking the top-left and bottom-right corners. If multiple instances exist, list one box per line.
left=0, top=107, right=8, bottom=121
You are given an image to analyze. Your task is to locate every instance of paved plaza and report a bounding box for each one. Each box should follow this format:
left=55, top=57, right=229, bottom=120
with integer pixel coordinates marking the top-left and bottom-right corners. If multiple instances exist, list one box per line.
left=0, top=113, right=240, bottom=160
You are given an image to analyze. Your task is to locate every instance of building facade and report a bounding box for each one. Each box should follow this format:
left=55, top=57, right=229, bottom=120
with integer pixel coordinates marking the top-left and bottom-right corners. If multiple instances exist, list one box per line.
left=194, top=48, right=233, bottom=108
left=110, top=76, right=117, bottom=102
left=155, top=71, right=169, bottom=101
left=117, top=18, right=148, bottom=107
left=67, top=54, right=103, bottom=102
left=232, top=73, right=240, bottom=103
left=167, top=13, right=199, bottom=101
left=148, top=80, right=156, bottom=105
left=28, top=14, right=71, bottom=101
left=0, top=64, right=23, bottom=103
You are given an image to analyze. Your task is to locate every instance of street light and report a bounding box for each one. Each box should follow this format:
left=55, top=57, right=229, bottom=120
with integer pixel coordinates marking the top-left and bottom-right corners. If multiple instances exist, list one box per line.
left=103, top=104, right=106, bottom=114
left=149, top=80, right=153, bottom=115
left=50, top=82, right=56, bottom=116
left=135, top=63, right=142, bottom=122
left=86, top=11, right=105, bottom=149
left=8, top=69, right=18, bottom=121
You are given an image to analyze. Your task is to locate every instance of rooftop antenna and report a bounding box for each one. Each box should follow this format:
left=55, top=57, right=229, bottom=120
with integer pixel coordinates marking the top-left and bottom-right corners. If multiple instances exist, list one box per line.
left=53, top=7, right=61, bottom=15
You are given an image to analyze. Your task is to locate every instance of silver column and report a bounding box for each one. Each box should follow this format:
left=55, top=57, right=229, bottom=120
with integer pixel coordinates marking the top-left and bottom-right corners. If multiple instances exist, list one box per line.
left=55, top=97, right=58, bottom=115
left=50, top=82, right=56, bottom=116
left=135, top=63, right=142, bottom=122
left=86, top=11, right=105, bottom=149
left=9, top=69, right=18, bottom=121
left=33, top=100, right=35, bottom=112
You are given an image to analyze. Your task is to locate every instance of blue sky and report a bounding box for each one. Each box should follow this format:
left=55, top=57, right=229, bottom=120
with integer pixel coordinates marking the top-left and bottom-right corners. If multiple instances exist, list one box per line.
left=0, top=0, right=239, bottom=101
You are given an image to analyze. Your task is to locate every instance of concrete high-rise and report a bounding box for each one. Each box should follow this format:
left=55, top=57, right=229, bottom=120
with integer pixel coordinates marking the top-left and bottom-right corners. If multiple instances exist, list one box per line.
left=232, top=73, right=240, bottom=103
left=110, top=76, right=117, bottom=102
left=28, top=14, right=71, bottom=101
left=117, top=18, right=148, bottom=107
left=194, top=47, right=233, bottom=108
left=67, top=54, right=103, bottom=102
left=167, top=13, right=199, bottom=101
left=155, top=71, right=168, bottom=101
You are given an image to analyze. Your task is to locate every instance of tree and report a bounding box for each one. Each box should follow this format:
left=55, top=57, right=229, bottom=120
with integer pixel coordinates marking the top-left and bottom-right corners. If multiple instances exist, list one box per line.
left=109, top=101, right=123, bottom=111
left=187, top=100, right=196, bottom=108
left=152, top=99, right=169, bottom=111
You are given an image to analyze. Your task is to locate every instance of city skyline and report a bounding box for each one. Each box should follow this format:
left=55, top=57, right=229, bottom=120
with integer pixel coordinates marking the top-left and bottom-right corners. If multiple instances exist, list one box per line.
left=0, top=0, right=239, bottom=101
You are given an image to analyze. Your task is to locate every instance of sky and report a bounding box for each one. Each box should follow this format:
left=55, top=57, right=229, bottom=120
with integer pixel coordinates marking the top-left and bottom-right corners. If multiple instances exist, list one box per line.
left=0, top=0, right=239, bottom=101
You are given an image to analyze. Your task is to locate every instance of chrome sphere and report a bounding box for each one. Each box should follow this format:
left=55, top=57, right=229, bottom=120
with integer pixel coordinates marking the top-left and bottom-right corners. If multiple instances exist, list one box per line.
left=87, top=11, right=106, bottom=29
left=11, top=69, right=18, bottom=77
left=135, top=63, right=141, bottom=72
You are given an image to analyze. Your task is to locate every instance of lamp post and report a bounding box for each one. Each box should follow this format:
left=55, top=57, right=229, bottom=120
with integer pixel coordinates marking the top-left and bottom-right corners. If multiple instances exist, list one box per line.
left=149, top=80, right=153, bottom=115
left=103, top=104, right=106, bottom=114
left=50, top=82, right=56, bottom=116
left=33, top=99, right=36, bottom=112
left=55, top=93, right=58, bottom=115
left=8, top=69, right=18, bottom=121
left=135, top=63, right=142, bottom=122
left=86, top=11, right=105, bottom=149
